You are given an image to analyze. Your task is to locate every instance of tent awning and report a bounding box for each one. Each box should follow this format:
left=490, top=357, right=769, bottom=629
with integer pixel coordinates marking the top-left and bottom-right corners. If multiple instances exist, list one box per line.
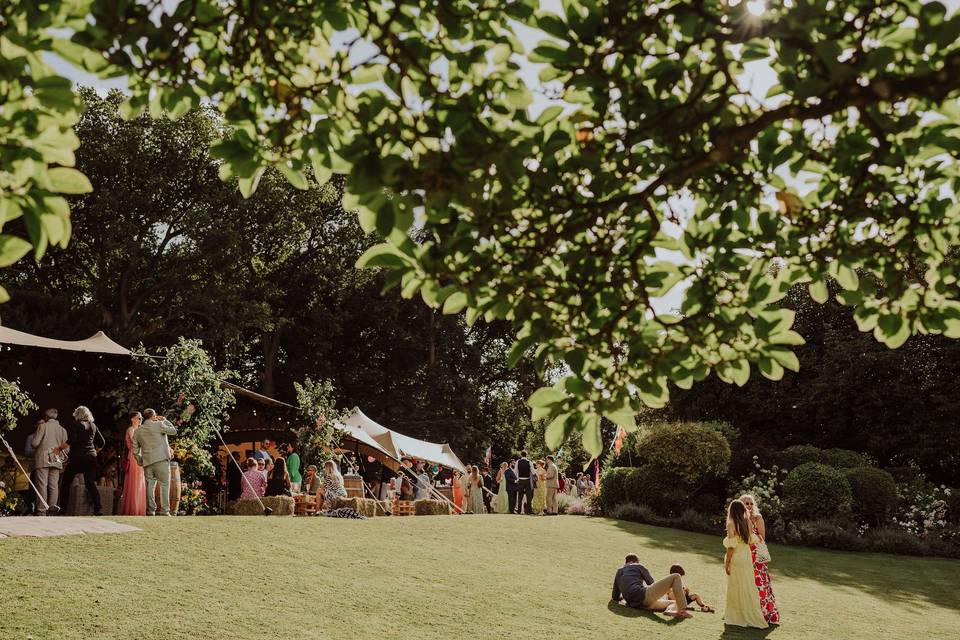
left=342, top=408, right=466, bottom=472
left=0, top=327, right=131, bottom=355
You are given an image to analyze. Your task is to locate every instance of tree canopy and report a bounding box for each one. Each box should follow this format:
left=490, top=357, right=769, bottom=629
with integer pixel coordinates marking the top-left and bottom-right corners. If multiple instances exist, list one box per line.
left=3, top=1, right=960, bottom=457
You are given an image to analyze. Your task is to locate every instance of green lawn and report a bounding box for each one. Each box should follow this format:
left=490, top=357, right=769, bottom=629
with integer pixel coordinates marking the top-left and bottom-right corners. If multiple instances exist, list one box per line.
left=3, top=515, right=958, bottom=640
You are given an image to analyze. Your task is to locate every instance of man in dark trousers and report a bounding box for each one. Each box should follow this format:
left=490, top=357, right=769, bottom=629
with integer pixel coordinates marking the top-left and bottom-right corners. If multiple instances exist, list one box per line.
left=505, top=460, right=518, bottom=514
left=610, top=554, right=691, bottom=619
left=515, top=451, right=534, bottom=514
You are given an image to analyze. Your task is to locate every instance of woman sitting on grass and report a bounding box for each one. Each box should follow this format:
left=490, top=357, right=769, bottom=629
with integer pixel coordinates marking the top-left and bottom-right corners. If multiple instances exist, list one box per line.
left=723, top=499, right=768, bottom=629
left=316, top=460, right=347, bottom=511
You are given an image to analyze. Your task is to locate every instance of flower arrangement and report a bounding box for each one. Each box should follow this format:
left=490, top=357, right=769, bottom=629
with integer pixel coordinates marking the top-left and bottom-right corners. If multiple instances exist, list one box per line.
left=178, top=481, right=212, bottom=516
left=0, top=479, right=20, bottom=516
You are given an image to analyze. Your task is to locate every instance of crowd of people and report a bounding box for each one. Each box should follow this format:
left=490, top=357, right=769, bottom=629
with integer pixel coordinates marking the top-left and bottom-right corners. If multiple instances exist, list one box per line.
left=610, top=494, right=780, bottom=629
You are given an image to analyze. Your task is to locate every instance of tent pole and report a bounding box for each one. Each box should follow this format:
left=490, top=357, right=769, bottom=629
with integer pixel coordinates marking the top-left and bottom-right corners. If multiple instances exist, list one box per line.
left=0, top=433, right=49, bottom=513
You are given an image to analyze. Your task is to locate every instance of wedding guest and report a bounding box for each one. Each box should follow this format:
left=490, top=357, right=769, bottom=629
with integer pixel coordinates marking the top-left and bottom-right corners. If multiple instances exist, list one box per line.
left=285, top=443, right=302, bottom=493
left=452, top=469, right=464, bottom=514
left=516, top=451, right=534, bottom=514
left=254, top=440, right=272, bottom=461
left=481, top=466, right=494, bottom=513
left=361, top=455, right=381, bottom=499
left=257, top=458, right=266, bottom=479
left=317, top=460, right=347, bottom=510
left=302, top=464, right=323, bottom=495
left=239, top=457, right=266, bottom=499
left=544, top=455, right=559, bottom=515
left=61, top=406, right=103, bottom=516
left=740, top=494, right=780, bottom=624
left=531, top=460, right=546, bottom=515
left=226, top=452, right=243, bottom=501
left=505, top=460, right=518, bottom=514
left=723, top=499, right=768, bottom=628
left=266, top=456, right=291, bottom=496
left=610, top=554, right=691, bottom=618
left=415, top=462, right=432, bottom=500
left=31, top=409, right=68, bottom=516
left=493, top=462, right=509, bottom=514
left=118, top=412, right=146, bottom=515
left=132, top=409, right=178, bottom=516
left=467, top=465, right=485, bottom=514
left=576, top=473, right=587, bottom=497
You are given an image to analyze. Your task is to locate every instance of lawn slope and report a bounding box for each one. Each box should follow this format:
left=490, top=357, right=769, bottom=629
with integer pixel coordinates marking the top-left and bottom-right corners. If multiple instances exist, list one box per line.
left=3, top=515, right=958, bottom=640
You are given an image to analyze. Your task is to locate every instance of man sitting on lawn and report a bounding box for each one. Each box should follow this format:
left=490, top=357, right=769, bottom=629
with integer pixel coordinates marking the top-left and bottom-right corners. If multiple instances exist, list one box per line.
left=610, top=554, right=692, bottom=619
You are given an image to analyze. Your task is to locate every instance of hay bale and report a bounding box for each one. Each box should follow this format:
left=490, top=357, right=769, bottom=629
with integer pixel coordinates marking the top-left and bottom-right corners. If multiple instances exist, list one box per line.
left=229, top=496, right=295, bottom=516
left=334, top=497, right=389, bottom=517
left=414, top=499, right=452, bottom=516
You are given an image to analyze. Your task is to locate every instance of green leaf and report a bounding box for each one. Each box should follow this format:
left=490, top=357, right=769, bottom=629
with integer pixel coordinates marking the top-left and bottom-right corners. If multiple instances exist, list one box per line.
left=604, top=408, right=636, bottom=432
left=355, top=243, right=408, bottom=269
left=442, top=291, right=468, bottom=315
left=809, top=279, right=829, bottom=304
left=758, top=357, right=785, bottom=381
left=47, top=168, right=93, bottom=195
left=237, top=167, right=265, bottom=198
left=544, top=413, right=571, bottom=450
left=768, top=347, right=800, bottom=372
left=581, top=413, right=603, bottom=458
left=528, top=387, right=566, bottom=409
left=0, top=235, right=33, bottom=267
left=277, top=162, right=308, bottom=190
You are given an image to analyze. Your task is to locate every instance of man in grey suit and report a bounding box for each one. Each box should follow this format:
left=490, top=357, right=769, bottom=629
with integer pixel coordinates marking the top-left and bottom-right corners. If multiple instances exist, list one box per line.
left=132, top=408, right=177, bottom=516
left=544, top=455, right=560, bottom=515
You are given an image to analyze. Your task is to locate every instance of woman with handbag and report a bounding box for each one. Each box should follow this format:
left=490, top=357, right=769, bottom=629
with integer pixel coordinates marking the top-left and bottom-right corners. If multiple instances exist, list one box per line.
left=740, top=494, right=780, bottom=625
left=722, top=499, right=768, bottom=629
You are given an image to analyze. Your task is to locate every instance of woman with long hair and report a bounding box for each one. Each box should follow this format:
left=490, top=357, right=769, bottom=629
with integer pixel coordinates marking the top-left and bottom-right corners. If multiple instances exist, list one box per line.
left=467, top=465, right=485, bottom=514
left=118, top=412, right=146, bottom=515
left=317, top=459, right=347, bottom=511
left=61, top=406, right=103, bottom=516
left=740, top=494, right=780, bottom=624
left=723, top=499, right=768, bottom=629
left=493, top=462, right=510, bottom=514
left=451, top=469, right=464, bottom=514
left=531, top=460, right=547, bottom=515
left=266, top=455, right=291, bottom=496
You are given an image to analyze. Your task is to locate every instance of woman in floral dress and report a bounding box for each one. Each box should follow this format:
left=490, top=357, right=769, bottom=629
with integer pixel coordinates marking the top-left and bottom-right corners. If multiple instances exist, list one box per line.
left=740, top=494, right=780, bottom=625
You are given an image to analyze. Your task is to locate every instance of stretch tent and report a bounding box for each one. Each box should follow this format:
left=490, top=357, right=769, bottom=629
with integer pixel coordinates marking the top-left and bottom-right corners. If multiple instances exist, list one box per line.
left=0, top=326, right=131, bottom=355
left=342, top=408, right=466, bottom=472
left=0, top=326, right=467, bottom=472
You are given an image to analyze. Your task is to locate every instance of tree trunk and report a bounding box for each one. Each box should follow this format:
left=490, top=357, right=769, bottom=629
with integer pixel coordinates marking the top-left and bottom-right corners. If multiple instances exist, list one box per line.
left=261, top=328, right=282, bottom=397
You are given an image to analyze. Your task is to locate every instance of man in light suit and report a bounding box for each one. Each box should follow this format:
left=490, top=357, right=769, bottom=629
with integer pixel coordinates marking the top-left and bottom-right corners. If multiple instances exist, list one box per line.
left=544, top=455, right=560, bottom=515
left=132, top=408, right=178, bottom=516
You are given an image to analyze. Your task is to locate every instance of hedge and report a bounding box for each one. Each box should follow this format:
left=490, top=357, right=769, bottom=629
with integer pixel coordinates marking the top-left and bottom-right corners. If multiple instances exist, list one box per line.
left=783, top=462, right=852, bottom=521
left=845, top=467, right=898, bottom=526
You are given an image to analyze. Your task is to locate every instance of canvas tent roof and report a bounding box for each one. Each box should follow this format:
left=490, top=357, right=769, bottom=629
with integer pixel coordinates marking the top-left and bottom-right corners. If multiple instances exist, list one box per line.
left=342, top=407, right=466, bottom=472
left=0, top=326, right=131, bottom=355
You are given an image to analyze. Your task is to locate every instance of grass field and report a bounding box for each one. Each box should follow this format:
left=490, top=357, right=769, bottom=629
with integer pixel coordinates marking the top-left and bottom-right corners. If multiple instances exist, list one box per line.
left=3, top=514, right=959, bottom=640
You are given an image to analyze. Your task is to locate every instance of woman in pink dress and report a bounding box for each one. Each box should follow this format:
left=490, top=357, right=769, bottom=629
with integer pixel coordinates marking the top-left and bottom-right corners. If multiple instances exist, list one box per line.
left=118, top=412, right=146, bottom=515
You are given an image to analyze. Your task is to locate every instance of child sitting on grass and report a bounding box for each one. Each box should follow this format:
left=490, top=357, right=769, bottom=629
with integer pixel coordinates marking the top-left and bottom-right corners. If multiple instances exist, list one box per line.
left=667, top=564, right=714, bottom=613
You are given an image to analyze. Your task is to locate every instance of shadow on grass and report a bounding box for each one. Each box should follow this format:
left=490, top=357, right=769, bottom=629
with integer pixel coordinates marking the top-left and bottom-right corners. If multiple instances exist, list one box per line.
left=718, top=624, right=777, bottom=639
left=606, top=601, right=681, bottom=625
left=607, top=518, right=960, bottom=613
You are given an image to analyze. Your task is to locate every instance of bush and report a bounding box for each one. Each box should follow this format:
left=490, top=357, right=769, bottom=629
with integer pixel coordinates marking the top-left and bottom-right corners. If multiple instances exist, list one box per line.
left=823, top=448, right=872, bottom=469
left=632, top=422, right=731, bottom=486
left=783, top=463, right=852, bottom=521
left=782, top=519, right=866, bottom=552
left=947, top=490, right=960, bottom=524
left=623, top=465, right=690, bottom=517
left=596, top=467, right=632, bottom=514
left=845, top=467, right=898, bottom=526
left=778, top=445, right=827, bottom=469
left=557, top=492, right=590, bottom=515
left=863, top=525, right=926, bottom=556
left=674, top=508, right=722, bottom=535
left=609, top=502, right=666, bottom=527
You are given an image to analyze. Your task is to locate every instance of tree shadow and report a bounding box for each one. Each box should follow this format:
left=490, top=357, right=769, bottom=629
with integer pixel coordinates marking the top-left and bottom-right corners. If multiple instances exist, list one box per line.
left=607, top=518, right=960, bottom=612
left=606, top=601, right=681, bottom=625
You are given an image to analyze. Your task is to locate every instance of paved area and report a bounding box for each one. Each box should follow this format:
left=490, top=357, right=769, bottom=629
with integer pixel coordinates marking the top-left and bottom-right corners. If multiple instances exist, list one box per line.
left=0, top=517, right=140, bottom=539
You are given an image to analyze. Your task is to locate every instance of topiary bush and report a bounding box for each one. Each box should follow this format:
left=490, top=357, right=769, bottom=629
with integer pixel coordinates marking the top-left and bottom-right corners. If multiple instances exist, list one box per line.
left=632, top=422, right=731, bottom=487
left=783, top=462, right=853, bottom=521
left=845, top=467, right=898, bottom=526
left=596, top=467, right=632, bottom=515
left=623, top=465, right=691, bottom=517
left=778, top=445, right=827, bottom=469
left=823, top=448, right=872, bottom=469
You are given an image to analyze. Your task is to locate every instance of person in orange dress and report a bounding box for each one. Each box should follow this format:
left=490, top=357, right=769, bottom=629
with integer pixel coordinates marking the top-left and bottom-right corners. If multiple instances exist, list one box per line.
left=452, top=469, right=464, bottom=513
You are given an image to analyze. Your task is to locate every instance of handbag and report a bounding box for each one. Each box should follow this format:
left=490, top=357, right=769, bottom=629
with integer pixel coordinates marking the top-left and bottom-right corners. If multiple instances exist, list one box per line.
left=754, top=540, right=772, bottom=564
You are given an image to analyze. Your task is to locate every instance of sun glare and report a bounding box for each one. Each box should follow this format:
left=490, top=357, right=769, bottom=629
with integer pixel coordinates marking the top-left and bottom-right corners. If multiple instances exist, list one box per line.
left=746, top=0, right=766, bottom=16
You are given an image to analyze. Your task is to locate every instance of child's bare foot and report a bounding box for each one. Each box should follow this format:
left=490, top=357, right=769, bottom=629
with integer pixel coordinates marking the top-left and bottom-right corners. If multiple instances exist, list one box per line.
left=666, top=609, right=693, bottom=619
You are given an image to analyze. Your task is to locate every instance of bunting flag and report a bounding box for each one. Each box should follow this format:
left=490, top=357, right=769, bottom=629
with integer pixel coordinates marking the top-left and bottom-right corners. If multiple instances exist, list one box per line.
left=594, top=458, right=600, bottom=486
left=613, top=425, right=626, bottom=456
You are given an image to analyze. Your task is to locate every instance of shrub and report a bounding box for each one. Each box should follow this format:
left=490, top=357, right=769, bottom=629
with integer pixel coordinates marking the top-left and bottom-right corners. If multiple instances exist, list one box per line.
left=731, top=457, right=788, bottom=529
left=778, top=445, right=827, bottom=469
left=783, top=463, right=852, bottom=521
left=632, top=422, right=731, bottom=486
left=823, top=448, right=872, bottom=469
left=782, top=519, right=866, bottom=552
left=674, top=508, right=722, bottom=535
left=844, top=467, right=897, bottom=526
left=609, top=502, right=666, bottom=527
left=596, top=467, right=632, bottom=514
left=884, top=465, right=924, bottom=484
left=863, top=525, right=926, bottom=556
left=557, top=492, right=590, bottom=515
left=947, top=490, right=960, bottom=524
left=623, top=465, right=690, bottom=517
